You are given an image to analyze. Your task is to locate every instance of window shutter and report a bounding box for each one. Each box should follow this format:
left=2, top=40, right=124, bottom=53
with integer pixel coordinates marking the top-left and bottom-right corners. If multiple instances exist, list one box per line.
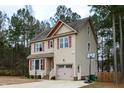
left=69, top=36, right=72, bottom=48
left=48, top=40, right=50, bottom=49
left=57, top=38, right=59, bottom=49
left=43, top=42, right=44, bottom=51
left=53, top=40, right=54, bottom=48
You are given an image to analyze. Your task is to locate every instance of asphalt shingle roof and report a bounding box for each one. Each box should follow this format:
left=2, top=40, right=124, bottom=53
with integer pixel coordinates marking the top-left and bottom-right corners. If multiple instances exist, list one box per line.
left=67, top=17, right=89, bottom=31
left=31, top=17, right=90, bottom=42
left=31, top=28, right=51, bottom=42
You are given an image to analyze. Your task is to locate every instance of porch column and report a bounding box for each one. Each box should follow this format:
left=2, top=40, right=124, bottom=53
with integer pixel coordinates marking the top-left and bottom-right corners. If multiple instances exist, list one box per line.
left=44, top=58, right=47, bottom=74
left=39, top=59, right=41, bottom=70
left=28, top=59, right=31, bottom=73
left=34, top=59, right=36, bottom=76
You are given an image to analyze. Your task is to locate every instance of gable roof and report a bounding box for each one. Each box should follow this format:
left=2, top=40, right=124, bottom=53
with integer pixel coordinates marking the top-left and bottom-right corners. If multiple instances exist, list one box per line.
left=31, top=28, right=51, bottom=42
left=67, top=17, right=89, bottom=31
left=31, top=17, right=96, bottom=43
left=47, top=21, right=62, bottom=37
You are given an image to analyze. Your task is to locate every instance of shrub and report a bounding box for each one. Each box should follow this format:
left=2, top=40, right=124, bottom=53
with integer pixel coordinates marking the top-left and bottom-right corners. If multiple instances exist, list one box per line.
left=37, top=75, right=41, bottom=79
left=30, top=75, right=34, bottom=79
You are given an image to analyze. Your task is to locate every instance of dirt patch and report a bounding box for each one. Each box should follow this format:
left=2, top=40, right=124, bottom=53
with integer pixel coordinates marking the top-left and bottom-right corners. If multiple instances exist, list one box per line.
left=0, top=76, right=40, bottom=85
left=81, top=82, right=124, bottom=88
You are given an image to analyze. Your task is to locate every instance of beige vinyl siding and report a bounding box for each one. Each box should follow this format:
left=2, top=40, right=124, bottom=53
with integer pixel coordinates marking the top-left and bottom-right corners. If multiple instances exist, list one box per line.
left=54, top=25, right=76, bottom=77
left=56, top=25, right=73, bottom=35
left=75, top=22, right=97, bottom=77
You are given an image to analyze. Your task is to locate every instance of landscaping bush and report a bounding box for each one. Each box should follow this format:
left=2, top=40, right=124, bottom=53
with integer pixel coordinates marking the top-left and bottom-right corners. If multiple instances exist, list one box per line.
left=0, top=70, right=17, bottom=76
left=30, top=75, right=34, bottom=79
left=37, top=75, right=41, bottom=79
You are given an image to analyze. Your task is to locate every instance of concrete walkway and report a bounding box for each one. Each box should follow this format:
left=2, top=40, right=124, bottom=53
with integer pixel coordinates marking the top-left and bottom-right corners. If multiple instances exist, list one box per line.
left=0, top=80, right=89, bottom=88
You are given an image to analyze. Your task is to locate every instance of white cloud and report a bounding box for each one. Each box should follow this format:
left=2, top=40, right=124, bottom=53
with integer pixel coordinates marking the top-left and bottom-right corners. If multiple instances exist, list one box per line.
left=0, top=5, right=91, bottom=22
left=32, top=5, right=57, bottom=21
left=33, top=5, right=91, bottom=21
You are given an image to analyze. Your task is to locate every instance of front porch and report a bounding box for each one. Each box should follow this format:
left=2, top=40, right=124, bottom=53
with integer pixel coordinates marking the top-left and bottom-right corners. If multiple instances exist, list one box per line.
left=27, top=53, right=55, bottom=79
left=44, top=57, right=55, bottom=79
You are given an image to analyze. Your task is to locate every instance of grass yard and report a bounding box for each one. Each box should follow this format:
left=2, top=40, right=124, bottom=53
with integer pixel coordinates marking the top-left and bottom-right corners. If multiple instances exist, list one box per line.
left=0, top=76, right=39, bottom=86
left=81, top=82, right=124, bottom=88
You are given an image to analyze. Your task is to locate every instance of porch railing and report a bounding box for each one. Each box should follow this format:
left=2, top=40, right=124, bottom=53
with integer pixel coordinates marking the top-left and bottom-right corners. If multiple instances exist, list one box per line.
left=41, top=71, right=46, bottom=78
left=49, top=69, right=55, bottom=79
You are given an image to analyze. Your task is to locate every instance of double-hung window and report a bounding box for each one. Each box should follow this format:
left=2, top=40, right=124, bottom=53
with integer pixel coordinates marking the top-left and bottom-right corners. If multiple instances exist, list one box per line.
left=59, top=36, right=69, bottom=48
left=64, top=37, right=69, bottom=48
left=31, top=59, right=35, bottom=70
left=31, top=59, right=40, bottom=70
left=34, top=43, right=42, bottom=52
left=50, top=40, right=53, bottom=48
left=60, top=38, right=63, bottom=48
left=48, top=40, right=53, bottom=48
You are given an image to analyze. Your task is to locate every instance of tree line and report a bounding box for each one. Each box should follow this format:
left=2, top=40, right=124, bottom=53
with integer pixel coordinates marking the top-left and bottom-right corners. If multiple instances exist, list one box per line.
left=0, top=5, right=124, bottom=80
left=90, top=5, right=124, bottom=81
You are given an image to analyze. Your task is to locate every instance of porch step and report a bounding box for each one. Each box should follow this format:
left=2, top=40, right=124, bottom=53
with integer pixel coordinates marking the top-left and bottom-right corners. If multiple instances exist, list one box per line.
left=43, top=74, right=49, bottom=80
left=49, top=69, right=55, bottom=80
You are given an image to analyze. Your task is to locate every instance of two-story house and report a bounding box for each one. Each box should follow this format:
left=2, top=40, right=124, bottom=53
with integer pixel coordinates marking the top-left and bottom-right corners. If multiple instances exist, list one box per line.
left=27, top=17, right=97, bottom=80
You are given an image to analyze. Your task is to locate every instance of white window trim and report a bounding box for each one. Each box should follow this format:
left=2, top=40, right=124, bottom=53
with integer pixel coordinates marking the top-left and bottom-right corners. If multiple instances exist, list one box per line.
left=64, top=36, right=69, bottom=48
left=32, top=59, right=41, bottom=70
left=60, top=38, right=64, bottom=48
left=34, top=42, right=43, bottom=52
left=60, top=36, right=69, bottom=48
left=50, top=40, right=53, bottom=48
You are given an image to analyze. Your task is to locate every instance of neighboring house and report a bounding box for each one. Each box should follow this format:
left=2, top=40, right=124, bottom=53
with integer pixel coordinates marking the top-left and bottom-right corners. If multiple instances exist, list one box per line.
left=27, top=17, right=97, bottom=80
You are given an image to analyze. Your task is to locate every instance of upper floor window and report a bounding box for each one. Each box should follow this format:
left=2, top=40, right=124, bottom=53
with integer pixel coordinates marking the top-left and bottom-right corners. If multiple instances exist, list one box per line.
left=88, top=27, right=90, bottom=36
left=49, top=40, right=53, bottom=48
left=59, top=36, right=69, bottom=48
left=64, top=37, right=69, bottom=48
left=34, top=42, right=43, bottom=52
left=48, top=40, right=53, bottom=48
left=60, top=38, right=64, bottom=48
left=88, top=43, right=90, bottom=51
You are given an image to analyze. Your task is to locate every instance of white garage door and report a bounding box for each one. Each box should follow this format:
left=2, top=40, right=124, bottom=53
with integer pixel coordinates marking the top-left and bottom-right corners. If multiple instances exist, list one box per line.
left=56, top=65, right=73, bottom=80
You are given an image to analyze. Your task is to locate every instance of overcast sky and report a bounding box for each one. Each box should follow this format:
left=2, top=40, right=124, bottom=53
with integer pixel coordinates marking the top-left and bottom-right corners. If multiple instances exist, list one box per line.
left=0, top=5, right=91, bottom=21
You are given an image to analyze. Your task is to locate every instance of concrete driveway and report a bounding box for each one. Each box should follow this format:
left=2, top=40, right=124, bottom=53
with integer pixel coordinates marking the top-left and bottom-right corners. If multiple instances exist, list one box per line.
left=0, top=80, right=89, bottom=88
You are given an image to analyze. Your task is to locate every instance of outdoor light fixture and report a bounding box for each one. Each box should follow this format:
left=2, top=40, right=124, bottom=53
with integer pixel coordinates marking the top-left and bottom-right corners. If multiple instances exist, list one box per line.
left=85, top=53, right=96, bottom=83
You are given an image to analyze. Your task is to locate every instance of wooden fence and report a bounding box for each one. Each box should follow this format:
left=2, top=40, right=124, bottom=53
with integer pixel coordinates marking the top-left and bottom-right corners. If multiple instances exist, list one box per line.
left=97, top=72, right=121, bottom=82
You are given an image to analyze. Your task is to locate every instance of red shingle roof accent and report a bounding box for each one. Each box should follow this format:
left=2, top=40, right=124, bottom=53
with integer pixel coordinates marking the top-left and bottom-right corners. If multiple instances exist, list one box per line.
left=47, top=21, right=62, bottom=37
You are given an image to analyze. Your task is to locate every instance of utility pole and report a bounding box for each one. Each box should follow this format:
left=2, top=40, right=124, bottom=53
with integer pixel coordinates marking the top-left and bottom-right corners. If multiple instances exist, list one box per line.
left=119, top=13, right=123, bottom=82
left=112, top=13, right=118, bottom=84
